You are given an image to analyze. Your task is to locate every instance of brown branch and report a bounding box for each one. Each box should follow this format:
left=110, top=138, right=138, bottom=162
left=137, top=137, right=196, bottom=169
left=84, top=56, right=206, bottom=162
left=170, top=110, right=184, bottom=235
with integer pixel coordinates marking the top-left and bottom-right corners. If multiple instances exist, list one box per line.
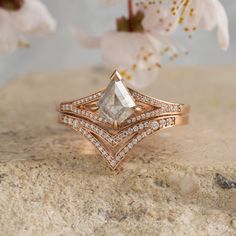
left=128, top=0, right=133, bottom=31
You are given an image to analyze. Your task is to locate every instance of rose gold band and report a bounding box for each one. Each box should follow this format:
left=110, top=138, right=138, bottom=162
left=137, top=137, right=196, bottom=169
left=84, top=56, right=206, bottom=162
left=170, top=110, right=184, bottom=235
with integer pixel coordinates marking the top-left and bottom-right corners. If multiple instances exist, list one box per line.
left=59, top=113, right=189, bottom=144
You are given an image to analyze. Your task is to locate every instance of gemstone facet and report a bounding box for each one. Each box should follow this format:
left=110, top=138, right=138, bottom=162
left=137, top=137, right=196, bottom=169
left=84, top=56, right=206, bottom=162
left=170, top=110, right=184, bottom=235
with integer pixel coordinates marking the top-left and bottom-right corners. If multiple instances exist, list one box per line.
left=98, top=71, right=136, bottom=123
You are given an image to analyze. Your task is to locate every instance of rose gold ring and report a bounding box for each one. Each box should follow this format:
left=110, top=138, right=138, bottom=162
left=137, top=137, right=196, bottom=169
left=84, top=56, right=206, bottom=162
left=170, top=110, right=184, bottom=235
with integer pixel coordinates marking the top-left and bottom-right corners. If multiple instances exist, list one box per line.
left=58, top=70, right=190, bottom=170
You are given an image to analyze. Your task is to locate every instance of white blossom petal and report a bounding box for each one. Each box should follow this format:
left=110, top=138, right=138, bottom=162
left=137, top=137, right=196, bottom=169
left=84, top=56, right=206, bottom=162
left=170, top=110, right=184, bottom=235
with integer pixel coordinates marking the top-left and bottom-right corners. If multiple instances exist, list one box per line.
left=140, top=3, right=179, bottom=35
left=123, top=68, right=160, bottom=89
left=200, top=0, right=229, bottom=50
left=0, top=10, right=18, bottom=53
left=101, top=31, right=162, bottom=88
left=101, top=31, right=161, bottom=67
left=167, top=0, right=229, bottom=50
left=9, top=0, right=56, bottom=35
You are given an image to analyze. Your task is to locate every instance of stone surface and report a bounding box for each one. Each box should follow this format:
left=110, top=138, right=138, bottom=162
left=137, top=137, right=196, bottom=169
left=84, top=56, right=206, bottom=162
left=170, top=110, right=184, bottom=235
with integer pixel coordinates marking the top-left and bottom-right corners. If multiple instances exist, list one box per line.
left=98, top=71, right=135, bottom=123
left=0, top=66, right=236, bottom=236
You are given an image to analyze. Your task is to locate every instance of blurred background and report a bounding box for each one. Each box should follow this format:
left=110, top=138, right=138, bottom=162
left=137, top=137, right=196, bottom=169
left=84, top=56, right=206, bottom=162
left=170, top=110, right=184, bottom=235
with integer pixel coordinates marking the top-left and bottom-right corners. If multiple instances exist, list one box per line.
left=0, top=0, right=235, bottom=85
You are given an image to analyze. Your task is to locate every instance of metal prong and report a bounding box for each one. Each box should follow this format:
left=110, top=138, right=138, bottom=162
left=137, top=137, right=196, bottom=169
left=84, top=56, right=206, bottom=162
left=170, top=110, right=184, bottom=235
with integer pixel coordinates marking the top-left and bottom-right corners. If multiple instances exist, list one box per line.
left=113, top=120, right=118, bottom=130
left=134, top=106, right=142, bottom=112
left=110, top=70, right=123, bottom=81
left=90, top=105, right=99, bottom=112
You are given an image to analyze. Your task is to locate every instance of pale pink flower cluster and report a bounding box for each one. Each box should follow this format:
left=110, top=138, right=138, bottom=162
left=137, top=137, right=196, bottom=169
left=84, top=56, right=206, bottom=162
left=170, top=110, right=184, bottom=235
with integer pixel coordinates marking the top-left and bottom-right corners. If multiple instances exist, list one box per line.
left=74, top=0, right=229, bottom=88
left=0, top=0, right=56, bottom=53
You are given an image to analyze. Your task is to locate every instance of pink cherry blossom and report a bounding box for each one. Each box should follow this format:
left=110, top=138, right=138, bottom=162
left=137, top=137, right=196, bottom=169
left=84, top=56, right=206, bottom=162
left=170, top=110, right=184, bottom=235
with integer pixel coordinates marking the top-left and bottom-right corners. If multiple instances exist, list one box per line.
left=0, top=0, right=56, bottom=53
left=74, top=0, right=229, bottom=88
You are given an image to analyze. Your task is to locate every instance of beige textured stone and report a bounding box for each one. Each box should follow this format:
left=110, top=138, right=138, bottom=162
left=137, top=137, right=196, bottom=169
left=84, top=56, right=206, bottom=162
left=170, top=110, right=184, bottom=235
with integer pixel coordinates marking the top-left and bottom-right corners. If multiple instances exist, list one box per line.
left=231, top=219, right=236, bottom=229
left=0, top=66, right=235, bottom=236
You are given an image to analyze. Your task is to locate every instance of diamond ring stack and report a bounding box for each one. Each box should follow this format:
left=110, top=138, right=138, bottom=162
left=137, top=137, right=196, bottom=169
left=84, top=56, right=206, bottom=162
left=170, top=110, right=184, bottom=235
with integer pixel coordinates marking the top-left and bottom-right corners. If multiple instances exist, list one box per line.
left=58, top=71, right=190, bottom=170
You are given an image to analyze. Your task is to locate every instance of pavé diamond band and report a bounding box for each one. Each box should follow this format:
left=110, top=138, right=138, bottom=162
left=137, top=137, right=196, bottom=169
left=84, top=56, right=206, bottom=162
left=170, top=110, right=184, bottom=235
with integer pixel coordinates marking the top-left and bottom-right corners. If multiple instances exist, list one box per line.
left=58, top=71, right=190, bottom=170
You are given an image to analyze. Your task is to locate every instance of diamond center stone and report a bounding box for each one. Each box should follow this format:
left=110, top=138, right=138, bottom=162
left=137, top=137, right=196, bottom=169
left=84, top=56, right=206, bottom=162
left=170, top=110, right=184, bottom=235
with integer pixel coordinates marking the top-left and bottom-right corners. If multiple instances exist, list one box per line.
left=98, top=71, right=136, bottom=123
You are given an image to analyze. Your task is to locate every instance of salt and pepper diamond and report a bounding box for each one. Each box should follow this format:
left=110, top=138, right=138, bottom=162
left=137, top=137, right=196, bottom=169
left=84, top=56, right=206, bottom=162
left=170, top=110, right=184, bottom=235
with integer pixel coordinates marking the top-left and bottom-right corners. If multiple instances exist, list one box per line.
left=98, top=71, right=136, bottom=124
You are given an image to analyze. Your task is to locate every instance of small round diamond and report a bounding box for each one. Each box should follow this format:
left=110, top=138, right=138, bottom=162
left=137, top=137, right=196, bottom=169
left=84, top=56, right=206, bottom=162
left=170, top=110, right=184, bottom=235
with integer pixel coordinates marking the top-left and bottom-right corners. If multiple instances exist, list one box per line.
left=72, top=120, right=78, bottom=128
left=111, top=160, right=117, bottom=167
left=122, top=131, right=128, bottom=138
left=150, top=111, right=156, bottom=117
left=127, top=119, right=131, bottom=124
left=113, top=137, right=119, bottom=143
left=137, top=135, right=142, bottom=141
left=151, top=121, right=159, bottom=130
left=66, top=104, right=71, bottom=110
left=120, top=151, right=125, bottom=157
left=128, top=143, right=133, bottom=149
left=124, top=147, right=129, bottom=153
left=139, top=124, right=144, bottom=130
left=166, top=119, right=171, bottom=126
left=132, top=139, right=138, bottom=145
left=128, top=128, right=133, bottom=134
left=141, top=114, right=146, bottom=119
left=160, top=119, right=166, bottom=127
left=133, top=126, right=138, bottom=132
left=102, top=150, right=107, bottom=156
left=108, top=137, right=113, bottom=143
left=63, top=116, right=68, bottom=124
